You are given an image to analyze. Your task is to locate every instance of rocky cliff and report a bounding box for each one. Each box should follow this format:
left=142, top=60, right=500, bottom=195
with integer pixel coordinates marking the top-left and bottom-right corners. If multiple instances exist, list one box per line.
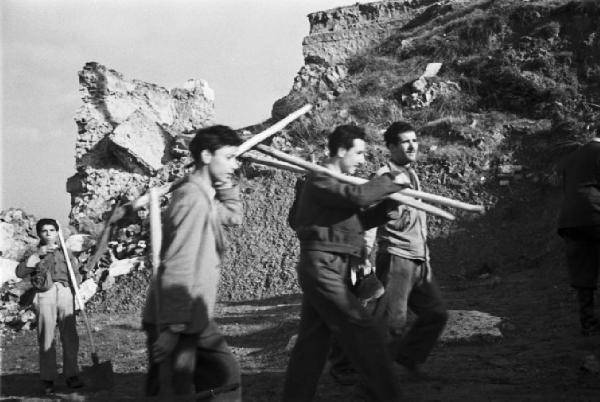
left=304, top=0, right=437, bottom=65
left=274, top=0, right=441, bottom=119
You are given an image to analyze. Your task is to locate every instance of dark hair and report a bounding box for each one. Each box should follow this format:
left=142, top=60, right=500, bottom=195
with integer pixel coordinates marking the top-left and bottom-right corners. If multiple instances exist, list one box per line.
left=36, top=218, right=58, bottom=242
left=383, top=121, right=416, bottom=147
left=189, top=125, right=242, bottom=165
left=327, top=125, right=366, bottom=156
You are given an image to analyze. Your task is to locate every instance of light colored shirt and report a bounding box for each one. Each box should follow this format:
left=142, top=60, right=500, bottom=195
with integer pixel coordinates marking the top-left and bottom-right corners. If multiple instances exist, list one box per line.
left=366, top=161, right=428, bottom=261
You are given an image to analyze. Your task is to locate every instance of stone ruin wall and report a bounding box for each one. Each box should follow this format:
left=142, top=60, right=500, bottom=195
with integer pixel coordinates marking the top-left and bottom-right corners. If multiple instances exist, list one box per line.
left=67, top=62, right=215, bottom=232
left=67, top=62, right=301, bottom=301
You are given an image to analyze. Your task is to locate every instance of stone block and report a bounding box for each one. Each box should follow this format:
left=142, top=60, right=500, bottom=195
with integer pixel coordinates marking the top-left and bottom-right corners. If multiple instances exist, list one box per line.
left=108, top=109, right=170, bottom=174
left=441, top=310, right=503, bottom=343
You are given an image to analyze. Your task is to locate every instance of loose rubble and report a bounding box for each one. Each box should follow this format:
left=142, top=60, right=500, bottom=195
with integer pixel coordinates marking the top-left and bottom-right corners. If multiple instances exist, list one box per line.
left=0, top=215, right=151, bottom=333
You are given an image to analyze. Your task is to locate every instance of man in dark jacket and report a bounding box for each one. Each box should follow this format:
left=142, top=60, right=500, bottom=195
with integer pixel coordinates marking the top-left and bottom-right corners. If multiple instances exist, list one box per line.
left=282, top=125, right=408, bottom=401
left=557, top=127, right=600, bottom=336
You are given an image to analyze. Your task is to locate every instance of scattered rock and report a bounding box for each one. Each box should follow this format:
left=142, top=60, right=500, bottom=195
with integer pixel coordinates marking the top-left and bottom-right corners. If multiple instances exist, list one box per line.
left=396, top=77, right=461, bottom=109
left=77, top=279, right=98, bottom=309
left=0, top=208, right=38, bottom=261
left=65, top=234, right=95, bottom=253
left=0, top=258, right=20, bottom=285
left=441, top=310, right=503, bottom=343
left=108, top=258, right=141, bottom=278
left=421, top=62, right=443, bottom=78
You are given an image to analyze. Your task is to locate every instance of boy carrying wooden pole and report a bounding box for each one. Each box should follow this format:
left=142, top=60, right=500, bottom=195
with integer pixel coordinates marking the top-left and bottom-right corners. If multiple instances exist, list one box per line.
left=142, top=125, right=244, bottom=399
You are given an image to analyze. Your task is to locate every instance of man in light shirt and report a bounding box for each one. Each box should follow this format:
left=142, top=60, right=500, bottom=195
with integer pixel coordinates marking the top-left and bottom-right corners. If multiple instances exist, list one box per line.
left=369, top=121, right=448, bottom=377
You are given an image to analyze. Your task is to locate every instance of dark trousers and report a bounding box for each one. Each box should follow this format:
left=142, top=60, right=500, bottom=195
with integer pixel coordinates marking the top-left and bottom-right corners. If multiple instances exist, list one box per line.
left=561, top=226, right=600, bottom=327
left=282, top=250, right=403, bottom=402
left=562, top=226, right=600, bottom=289
left=144, top=321, right=241, bottom=400
left=373, top=253, right=448, bottom=365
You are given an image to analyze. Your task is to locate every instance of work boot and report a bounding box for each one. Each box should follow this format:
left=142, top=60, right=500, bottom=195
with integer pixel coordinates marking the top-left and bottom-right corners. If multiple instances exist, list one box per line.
left=42, top=380, right=55, bottom=395
left=66, top=376, right=84, bottom=389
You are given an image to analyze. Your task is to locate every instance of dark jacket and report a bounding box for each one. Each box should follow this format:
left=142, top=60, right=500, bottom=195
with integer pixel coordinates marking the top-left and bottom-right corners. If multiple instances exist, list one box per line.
left=558, top=140, right=600, bottom=232
left=16, top=248, right=81, bottom=287
left=293, top=171, right=404, bottom=257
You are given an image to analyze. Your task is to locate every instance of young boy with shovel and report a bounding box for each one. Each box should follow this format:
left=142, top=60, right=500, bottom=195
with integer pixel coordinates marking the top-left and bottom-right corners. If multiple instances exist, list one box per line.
left=142, top=125, right=244, bottom=399
left=16, top=218, right=84, bottom=395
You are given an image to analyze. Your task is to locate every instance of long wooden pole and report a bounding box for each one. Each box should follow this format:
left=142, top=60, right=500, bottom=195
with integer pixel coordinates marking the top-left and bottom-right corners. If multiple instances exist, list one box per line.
left=57, top=226, right=98, bottom=357
left=234, top=104, right=312, bottom=156
left=255, top=144, right=484, bottom=214
left=240, top=154, right=308, bottom=174
left=83, top=105, right=313, bottom=275
left=148, top=188, right=162, bottom=338
left=131, top=104, right=312, bottom=210
left=248, top=146, right=454, bottom=220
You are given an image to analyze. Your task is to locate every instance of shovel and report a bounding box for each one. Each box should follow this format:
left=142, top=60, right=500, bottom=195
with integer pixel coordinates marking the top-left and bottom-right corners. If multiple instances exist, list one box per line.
left=57, top=225, right=114, bottom=390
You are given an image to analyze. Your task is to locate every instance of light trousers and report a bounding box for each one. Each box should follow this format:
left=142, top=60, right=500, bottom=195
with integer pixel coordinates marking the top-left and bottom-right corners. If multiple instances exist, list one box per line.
left=34, top=282, right=79, bottom=381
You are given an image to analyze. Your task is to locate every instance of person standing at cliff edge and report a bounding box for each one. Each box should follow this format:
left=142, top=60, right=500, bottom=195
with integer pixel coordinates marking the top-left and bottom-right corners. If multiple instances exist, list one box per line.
left=142, top=125, right=243, bottom=399
left=16, top=218, right=85, bottom=395
left=557, top=126, right=600, bottom=336
left=283, top=124, right=408, bottom=401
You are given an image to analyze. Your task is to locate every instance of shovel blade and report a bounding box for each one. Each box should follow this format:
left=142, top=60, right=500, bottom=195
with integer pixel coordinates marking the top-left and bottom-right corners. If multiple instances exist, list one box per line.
left=82, top=356, right=114, bottom=390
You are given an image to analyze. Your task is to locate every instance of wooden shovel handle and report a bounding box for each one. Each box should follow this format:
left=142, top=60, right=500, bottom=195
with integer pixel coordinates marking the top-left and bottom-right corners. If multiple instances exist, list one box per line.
left=57, top=226, right=97, bottom=355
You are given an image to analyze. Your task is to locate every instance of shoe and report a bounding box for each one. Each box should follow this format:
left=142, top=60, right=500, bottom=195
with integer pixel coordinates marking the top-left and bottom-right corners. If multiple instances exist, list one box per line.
left=330, top=365, right=359, bottom=386
left=66, top=376, right=84, bottom=389
left=42, top=380, right=55, bottom=395
left=355, top=273, right=385, bottom=303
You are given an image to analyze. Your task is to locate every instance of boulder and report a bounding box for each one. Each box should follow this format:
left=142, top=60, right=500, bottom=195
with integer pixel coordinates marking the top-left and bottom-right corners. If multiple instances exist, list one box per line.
left=0, top=258, right=20, bottom=285
left=440, top=310, right=503, bottom=343
left=65, top=234, right=95, bottom=253
left=0, top=208, right=38, bottom=260
left=108, top=257, right=141, bottom=277
left=108, top=109, right=172, bottom=174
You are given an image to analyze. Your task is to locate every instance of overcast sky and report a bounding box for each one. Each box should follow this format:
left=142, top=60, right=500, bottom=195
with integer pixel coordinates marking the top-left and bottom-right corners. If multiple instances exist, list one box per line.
left=1, top=0, right=357, bottom=225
